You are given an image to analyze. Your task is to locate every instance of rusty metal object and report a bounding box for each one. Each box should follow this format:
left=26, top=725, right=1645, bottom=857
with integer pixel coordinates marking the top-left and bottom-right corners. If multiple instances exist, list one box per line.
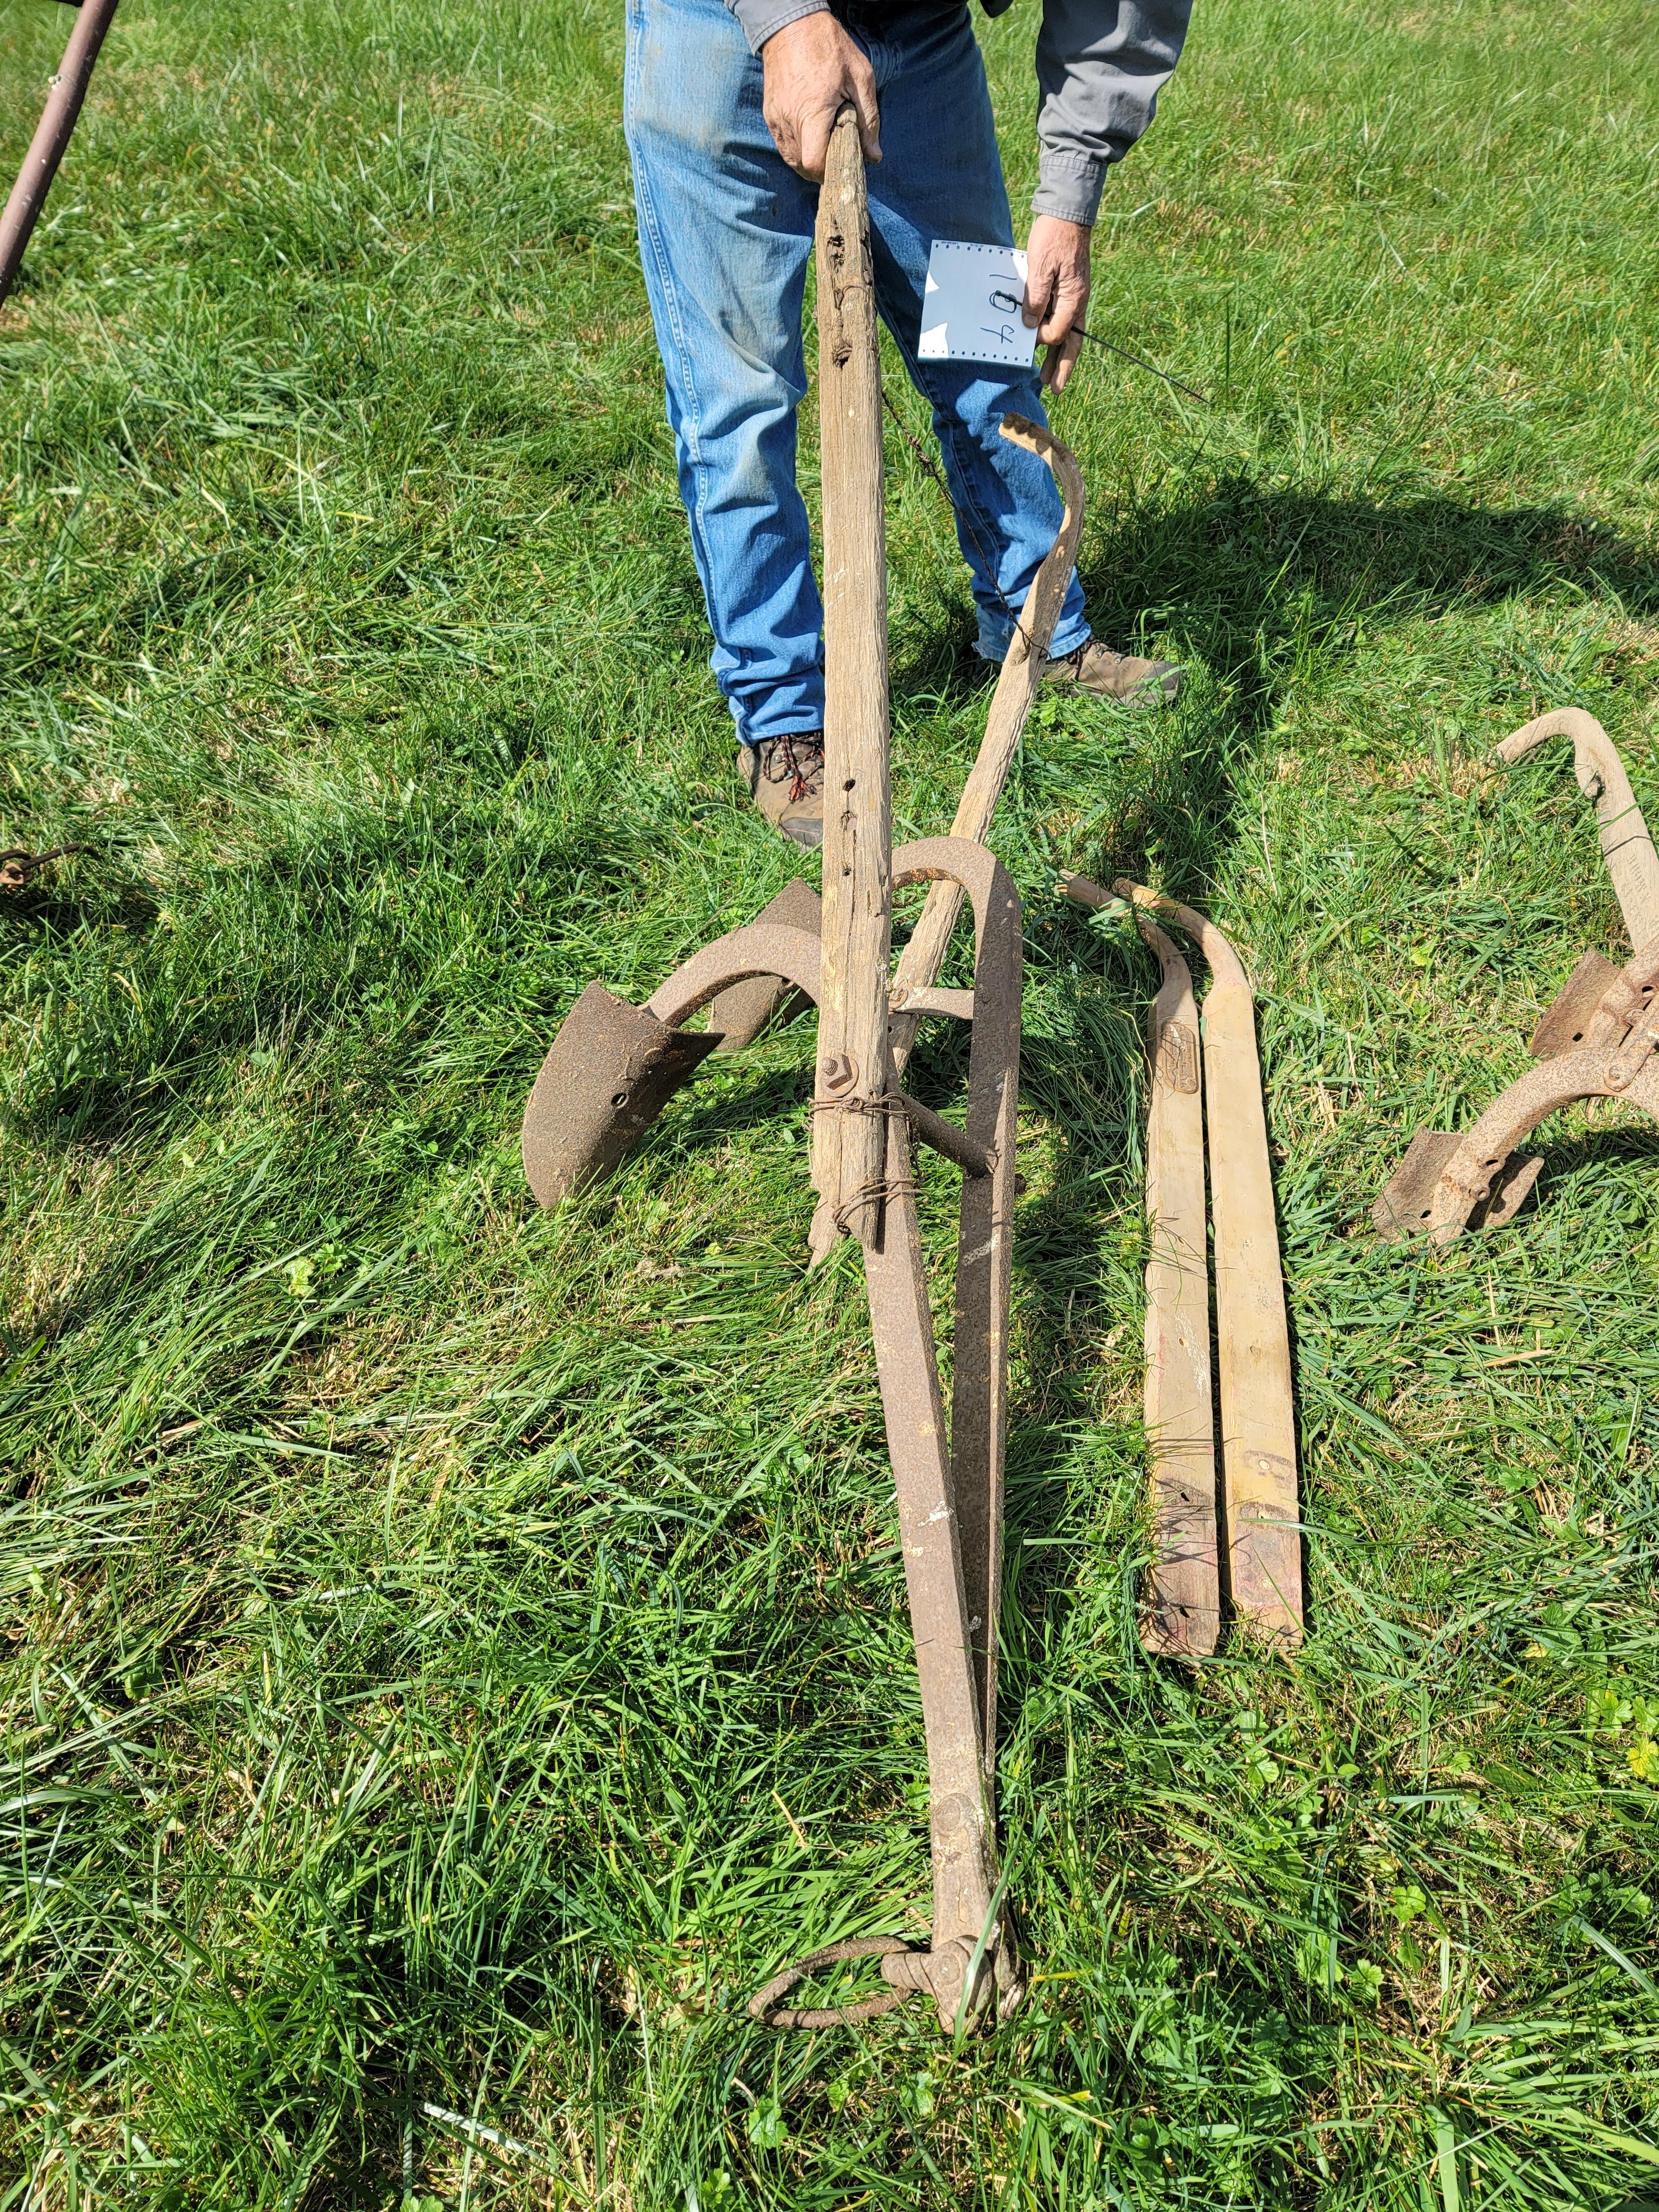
left=1503, top=712, right=1659, bottom=1069
left=1061, top=873, right=1302, bottom=1648
left=1374, top=1129, right=1543, bottom=1240
left=646, top=920, right=822, bottom=1029
left=747, top=1937, right=915, bottom=2030
left=0, top=844, right=86, bottom=892
left=889, top=983, right=975, bottom=1022
left=864, top=1113, right=1003, bottom=2027
left=891, top=837, right=1021, bottom=1808
left=895, top=1088, right=994, bottom=1179
left=1376, top=1013, right=1659, bottom=1244
left=708, top=878, right=821, bottom=1051
left=1376, top=713, right=1659, bottom=1241
left=747, top=1931, right=988, bottom=2032
left=521, top=919, right=824, bottom=1208
left=1498, top=708, right=1659, bottom=951
left=1, top=0, right=121, bottom=308
left=1134, top=915, right=1219, bottom=1659
left=520, top=984, right=723, bottom=1211
left=1528, top=947, right=1625, bottom=1061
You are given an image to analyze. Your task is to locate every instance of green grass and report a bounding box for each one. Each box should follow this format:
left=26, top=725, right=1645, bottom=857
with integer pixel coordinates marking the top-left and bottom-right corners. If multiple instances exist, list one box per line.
left=3, top=0, right=1659, bottom=2201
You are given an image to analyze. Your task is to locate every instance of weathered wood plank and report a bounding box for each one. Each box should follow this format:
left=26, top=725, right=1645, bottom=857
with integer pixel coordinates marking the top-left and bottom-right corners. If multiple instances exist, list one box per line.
left=812, top=106, right=891, bottom=1249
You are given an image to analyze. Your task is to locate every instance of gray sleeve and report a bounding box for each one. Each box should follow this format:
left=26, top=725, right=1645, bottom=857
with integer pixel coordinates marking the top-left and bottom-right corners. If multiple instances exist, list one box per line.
left=726, top=0, right=828, bottom=54
left=1032, top=0, right=1193, bottom=225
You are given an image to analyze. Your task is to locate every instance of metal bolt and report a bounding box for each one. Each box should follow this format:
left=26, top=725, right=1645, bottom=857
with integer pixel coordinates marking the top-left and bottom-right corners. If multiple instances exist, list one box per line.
left=821, top=1053, right=857, bottom=1093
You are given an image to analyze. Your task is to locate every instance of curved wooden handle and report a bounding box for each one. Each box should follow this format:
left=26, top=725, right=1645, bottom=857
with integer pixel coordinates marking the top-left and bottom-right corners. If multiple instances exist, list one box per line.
left=888, top=419, right=1085, bottom=1074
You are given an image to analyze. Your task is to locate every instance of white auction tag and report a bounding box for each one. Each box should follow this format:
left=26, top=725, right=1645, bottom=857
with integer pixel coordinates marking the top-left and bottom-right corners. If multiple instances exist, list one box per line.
left=917, top=240, right=1037, bottom=368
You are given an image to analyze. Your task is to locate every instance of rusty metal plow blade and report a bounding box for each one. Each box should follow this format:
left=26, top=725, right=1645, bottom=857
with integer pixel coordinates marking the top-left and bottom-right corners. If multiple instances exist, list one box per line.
left=519, top=915, right=823, bottom=1210
left=1375, top=711, right=1659, bottom=1243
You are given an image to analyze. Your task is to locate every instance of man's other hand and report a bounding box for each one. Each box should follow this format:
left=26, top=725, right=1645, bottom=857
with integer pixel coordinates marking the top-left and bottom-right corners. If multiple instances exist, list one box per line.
left=1023, top=215, right=1092, bottom=392
left=761, top=12, right=881, bottom=180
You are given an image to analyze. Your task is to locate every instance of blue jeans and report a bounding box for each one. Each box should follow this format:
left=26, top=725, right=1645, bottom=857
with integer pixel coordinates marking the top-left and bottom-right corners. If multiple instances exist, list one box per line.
left=624, top=0, right=1091, bottom=748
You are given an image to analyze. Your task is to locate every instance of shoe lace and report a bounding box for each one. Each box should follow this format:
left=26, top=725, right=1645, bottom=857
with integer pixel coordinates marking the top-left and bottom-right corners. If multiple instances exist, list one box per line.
left=776, top=734, right=823, bottom=804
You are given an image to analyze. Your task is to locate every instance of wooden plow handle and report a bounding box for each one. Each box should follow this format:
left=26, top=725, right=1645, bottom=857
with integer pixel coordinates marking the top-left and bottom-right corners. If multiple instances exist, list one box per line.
left=812, top=106, right=894, bottom=1250
left=1135, top=914, right=1220, bottom=1657
left=889, top=418, right=1084, bottom=1078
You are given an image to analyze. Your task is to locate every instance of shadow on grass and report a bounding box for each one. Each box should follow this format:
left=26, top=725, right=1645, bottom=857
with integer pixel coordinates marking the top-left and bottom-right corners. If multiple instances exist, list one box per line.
left=1081, top=477, right=1659, bottom=651
left=896, top=478, right=1659, bottom=718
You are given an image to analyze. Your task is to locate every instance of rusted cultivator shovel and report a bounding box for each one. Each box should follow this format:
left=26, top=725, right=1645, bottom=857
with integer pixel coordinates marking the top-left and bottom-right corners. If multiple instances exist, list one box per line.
left=520, top=109, right=1083, bottom=2033
left=1375, top=710, right=1659, bottom=1243
left=1061, top=874, right=1302, bottom=1651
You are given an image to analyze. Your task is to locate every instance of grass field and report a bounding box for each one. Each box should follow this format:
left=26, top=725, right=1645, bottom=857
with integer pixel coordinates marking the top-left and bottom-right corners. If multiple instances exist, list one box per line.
left=4, top=0, right=1659, bottom=2202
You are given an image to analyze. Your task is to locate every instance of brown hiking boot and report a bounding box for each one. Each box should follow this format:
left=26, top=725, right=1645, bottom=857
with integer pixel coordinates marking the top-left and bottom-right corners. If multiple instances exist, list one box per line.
left=1044, top=640, right=1183, bottom=707
left=739, top=732, right=826, bottom=847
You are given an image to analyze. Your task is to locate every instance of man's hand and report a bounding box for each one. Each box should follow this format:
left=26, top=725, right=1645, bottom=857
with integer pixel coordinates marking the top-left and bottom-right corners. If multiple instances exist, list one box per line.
left=761, top=11, right=880, bottom=181
left=1022, top=215, right=1092, bottom=392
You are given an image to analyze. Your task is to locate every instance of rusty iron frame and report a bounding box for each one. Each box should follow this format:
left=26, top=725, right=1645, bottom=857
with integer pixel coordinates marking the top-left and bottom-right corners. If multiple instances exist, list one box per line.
left=1375, top=712, right=1659, bottom=1243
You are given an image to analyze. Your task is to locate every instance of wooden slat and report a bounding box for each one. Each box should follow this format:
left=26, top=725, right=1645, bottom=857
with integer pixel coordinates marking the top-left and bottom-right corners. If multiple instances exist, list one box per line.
left=812, top=106, right=891, bottom=1249
left=1061, top=872, right=1302, bottom=1646
left=1136, top=917, right=1219, bottom=1656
